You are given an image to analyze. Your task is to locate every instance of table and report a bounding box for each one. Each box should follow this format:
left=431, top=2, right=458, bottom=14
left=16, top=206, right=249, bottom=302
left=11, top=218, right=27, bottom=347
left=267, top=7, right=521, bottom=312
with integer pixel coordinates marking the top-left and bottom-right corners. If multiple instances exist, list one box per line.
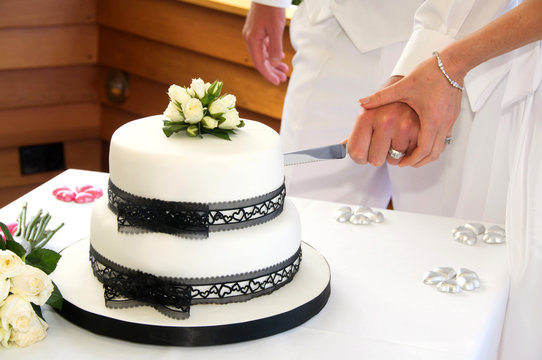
left=0, top=169, right=509, bottom=359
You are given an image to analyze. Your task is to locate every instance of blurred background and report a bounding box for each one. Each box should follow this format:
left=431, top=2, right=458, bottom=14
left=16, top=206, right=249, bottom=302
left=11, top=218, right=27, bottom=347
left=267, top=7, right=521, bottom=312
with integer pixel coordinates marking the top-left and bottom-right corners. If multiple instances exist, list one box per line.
left=0, top=0, right=295, bottom=207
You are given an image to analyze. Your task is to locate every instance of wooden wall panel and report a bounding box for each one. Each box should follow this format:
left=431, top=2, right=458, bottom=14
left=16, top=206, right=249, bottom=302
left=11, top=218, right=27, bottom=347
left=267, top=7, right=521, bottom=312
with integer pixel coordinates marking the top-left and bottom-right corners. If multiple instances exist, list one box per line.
left=0, top=25, right=98, bottom=70
left=100, top=105, right=140, bottom=141
left=96, top=67, right=280, bottom=132
left=0, top=102, right=100, bottom=148
left=0, top=184, right=40, bottom=209
left=97, top=0, right=294, bottom=70
left=0, top=0, right=96, bottom=28
left=97, top=67, right=169, bottom=117
left=0, top=66, right=98, bottom=109
left=0, top=140, right=101, bottom=188
left=99, top=28, right=287, bottom=119
left=0, top=139, right=102, bottom=207
left=64, top=139, right=102, bottom=171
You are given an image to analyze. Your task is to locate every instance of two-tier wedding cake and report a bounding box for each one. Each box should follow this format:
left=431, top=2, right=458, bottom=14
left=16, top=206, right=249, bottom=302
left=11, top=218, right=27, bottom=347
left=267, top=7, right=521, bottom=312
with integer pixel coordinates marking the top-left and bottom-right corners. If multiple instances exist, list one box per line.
left=52, top=80, right=330, bottom=346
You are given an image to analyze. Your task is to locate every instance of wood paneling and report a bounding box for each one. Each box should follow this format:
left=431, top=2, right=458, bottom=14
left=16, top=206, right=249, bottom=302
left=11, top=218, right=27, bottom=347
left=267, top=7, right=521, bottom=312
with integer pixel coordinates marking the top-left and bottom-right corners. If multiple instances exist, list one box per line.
left=0, top=140, right=101, bottom=188
left=0, top=25, right=98, bottom=70
left=0, top=103, right=100, bottom=148
left=100, top=105, right=140, bottom=141
left=177, top=0, right=297, bottom=19
left=99, top=27, right=287, bottom=119
left=97, top=67, right=168, bottom=117
left=98, top=0, right=294, bottom=70
left=96, top=67, right=280, bottom=131
left=0, top=0, right=96, bottom=28
left=0, top=66, right=98, bottom=109
left=0, top=139, right=101, bottom=207
left=0, top=184, right=39, bottom=209
left=64, top=139, right=102, bottom=171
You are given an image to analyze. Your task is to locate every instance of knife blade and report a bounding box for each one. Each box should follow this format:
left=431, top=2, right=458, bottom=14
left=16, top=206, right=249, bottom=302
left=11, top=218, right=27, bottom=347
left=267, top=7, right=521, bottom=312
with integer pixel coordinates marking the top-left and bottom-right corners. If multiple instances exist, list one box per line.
left=283, top=143, right=348, bottom=166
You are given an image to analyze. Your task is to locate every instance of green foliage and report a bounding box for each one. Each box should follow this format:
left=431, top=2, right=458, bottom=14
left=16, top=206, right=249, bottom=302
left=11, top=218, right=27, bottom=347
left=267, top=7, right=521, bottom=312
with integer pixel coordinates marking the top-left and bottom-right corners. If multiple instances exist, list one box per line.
left=25, top=248, right=61, bottom=275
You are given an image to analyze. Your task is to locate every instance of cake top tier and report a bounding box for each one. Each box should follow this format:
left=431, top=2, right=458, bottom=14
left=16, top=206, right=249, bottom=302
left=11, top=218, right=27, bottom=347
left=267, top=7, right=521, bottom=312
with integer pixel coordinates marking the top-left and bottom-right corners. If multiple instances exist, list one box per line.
left=109, top=116, right=284, bottom=203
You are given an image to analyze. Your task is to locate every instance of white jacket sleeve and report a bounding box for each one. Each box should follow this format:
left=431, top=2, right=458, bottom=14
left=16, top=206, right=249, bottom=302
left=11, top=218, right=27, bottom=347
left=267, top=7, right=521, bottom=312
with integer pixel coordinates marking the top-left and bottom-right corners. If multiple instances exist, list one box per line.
left=252, top=0, right=292, bottom=8
left=392, top=0, right=511, bottom=76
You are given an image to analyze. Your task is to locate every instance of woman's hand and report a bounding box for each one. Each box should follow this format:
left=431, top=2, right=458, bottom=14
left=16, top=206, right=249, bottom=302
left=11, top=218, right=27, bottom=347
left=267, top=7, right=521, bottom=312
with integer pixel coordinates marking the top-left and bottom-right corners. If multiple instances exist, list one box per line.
left=359, top=54, right=464, bottom=168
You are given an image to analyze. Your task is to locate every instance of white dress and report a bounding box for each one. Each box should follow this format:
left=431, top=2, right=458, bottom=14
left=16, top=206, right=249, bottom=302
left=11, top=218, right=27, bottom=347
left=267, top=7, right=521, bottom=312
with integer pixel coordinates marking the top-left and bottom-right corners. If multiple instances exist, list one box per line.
left=395, top=0, right=542, bottom=357
left=496, top=42, right=542, bottom=360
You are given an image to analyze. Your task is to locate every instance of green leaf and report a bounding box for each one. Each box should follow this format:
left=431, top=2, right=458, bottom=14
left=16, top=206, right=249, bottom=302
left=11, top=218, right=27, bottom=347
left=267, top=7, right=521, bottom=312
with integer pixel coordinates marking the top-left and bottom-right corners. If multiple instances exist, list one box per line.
left=46, top=281, right=63, bottom=311
left=209, top=132, right=232, bottom=140
left=6, top=239, right=26, bottom=258
left=31, top=303, right=44, bottom=321
left=26, top=248, right=61, bottom=275
left=186, top=124, right=199, bottom=137
left=163, top=123, right=189, bottom=137
left=207, top=80, right=223, bottom=98
left=237, top=120, right=245, bottom=128
left=200, top=94, right=211, bottom=107
left=201, top=128, right=234, bottom=140
left=0, top=221, right=10, bottom=250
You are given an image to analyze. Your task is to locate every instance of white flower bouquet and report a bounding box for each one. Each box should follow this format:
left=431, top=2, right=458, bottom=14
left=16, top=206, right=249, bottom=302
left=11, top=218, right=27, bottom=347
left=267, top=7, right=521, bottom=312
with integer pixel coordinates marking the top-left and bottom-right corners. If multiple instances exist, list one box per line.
left=0, top=203, right=63, bottom=348
left=163, top=78, right=245, bottom=140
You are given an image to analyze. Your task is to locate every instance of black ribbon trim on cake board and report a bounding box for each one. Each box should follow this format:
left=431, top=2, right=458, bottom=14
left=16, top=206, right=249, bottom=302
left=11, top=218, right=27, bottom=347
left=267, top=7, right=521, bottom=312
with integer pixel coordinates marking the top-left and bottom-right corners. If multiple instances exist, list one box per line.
left=55, top=281, right=330, bottom=346
left=107, top=179, right=286, bottom=238
left=89, top=244, right=302, bottom=319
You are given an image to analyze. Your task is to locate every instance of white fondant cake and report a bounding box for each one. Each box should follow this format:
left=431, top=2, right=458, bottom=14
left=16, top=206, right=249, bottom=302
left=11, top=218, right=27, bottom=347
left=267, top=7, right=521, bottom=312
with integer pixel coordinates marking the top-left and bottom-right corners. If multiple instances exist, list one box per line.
left=89, top=115, right=302, bottom=317
left=109, top=115, right=284, bottom=203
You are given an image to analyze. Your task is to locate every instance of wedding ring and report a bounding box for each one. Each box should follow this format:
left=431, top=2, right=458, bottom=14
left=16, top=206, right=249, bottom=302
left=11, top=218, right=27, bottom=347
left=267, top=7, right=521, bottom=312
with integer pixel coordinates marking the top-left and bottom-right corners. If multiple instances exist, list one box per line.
left=388, top=148, right=406, bottom=160
left=445, top=136, right=453, bottom=145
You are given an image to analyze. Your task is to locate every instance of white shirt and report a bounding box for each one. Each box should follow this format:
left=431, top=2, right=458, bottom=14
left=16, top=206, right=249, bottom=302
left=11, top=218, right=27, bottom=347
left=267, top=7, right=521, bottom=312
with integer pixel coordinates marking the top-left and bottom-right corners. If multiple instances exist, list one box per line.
left=252, top=0, right=422, bottom=53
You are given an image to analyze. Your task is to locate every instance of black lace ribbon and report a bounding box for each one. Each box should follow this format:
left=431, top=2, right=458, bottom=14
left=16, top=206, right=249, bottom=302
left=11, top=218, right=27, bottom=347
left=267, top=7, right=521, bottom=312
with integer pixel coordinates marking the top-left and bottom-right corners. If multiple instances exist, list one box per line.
left=90, top=244, right=302, bottom=319
left=107, top=179, right=286, bottom=238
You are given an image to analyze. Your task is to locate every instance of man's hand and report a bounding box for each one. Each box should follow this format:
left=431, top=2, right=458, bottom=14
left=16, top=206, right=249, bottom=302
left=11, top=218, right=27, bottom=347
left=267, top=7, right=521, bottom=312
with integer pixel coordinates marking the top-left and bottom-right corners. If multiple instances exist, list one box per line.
left=242, top=3, right=289, bottom=85
left=347, top=76, right=420, bottom=166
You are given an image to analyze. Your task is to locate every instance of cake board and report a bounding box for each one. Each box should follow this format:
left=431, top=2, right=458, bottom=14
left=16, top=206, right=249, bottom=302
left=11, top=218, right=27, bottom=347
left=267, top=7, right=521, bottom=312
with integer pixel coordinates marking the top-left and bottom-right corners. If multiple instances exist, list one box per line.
left=51, top=239, right=331, bottom=346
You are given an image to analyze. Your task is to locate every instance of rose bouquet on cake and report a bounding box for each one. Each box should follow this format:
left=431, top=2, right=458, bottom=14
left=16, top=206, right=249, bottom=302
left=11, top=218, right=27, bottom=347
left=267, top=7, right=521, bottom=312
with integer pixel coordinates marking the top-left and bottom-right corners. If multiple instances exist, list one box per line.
left=0, top=203, right=63, bottom=348
left=162, top=78, right=245, bottom=140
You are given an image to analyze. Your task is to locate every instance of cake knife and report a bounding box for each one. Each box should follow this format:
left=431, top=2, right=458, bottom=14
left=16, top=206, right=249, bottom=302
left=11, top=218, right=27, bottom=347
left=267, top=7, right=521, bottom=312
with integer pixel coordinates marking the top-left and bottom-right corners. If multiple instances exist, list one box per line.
left=283, top=143, right=348, bottom=166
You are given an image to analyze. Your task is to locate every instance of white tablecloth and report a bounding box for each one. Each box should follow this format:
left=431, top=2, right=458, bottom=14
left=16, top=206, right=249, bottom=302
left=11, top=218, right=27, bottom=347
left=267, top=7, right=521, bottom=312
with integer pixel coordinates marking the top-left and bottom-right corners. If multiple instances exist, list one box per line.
left=0, top=169, right=509, bottom=359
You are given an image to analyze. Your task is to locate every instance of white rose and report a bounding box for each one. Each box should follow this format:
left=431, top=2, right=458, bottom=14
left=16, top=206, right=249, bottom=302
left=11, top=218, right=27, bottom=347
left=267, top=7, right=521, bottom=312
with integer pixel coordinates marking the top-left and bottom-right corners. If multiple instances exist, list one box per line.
left=201, top=116, right=218, bottom=129
left=0, top=250, right=25, bottom=278
left=0, top=294, right=34, bottom=333
left=7, top=314, right=47, bottom=348
left=163, top=101, right=184, bottom=122
left=0, top=278, right=9, bottom=302
left=221, top=94, right=236, bottom=109
left=182, top=98, right=204, bottom=124
left=205, top=82, right=212, bottom=92
left=190, top=78, right=206, bottom=99
left=10, top=265, right=53, bottom=306
left=208, top=98, right=228, bottom=116
left=168, top=84, right=191, bottom=105
left=0, top=326, right=10, bottom=348
left=219, top=109, right=241, bottom=129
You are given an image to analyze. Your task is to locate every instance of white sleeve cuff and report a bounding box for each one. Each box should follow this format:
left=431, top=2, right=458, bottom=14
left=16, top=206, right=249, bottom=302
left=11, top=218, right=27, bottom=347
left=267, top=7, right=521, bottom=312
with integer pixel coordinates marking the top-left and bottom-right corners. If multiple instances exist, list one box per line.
left=392, top=28, right=456, bottom=76
left=251, top=0, right=292, bottom=8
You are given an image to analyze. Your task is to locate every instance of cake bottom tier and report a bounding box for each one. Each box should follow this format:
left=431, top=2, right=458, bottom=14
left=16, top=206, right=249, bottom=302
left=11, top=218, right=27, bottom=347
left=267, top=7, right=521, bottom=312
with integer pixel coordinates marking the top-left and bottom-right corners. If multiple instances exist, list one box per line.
left=51, top=238, right=331, bottom=346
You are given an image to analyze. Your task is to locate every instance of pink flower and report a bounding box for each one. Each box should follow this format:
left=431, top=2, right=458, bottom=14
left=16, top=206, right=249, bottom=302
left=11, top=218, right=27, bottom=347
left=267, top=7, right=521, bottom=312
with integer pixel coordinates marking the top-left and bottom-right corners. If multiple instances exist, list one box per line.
left=0, top=222, right=17, bottom=241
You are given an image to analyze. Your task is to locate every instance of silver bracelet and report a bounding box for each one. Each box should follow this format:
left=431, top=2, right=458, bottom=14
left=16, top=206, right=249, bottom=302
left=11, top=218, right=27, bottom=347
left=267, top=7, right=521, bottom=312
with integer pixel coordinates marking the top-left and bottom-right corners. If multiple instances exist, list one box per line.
left=433, top=51, right=464, bottom=91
